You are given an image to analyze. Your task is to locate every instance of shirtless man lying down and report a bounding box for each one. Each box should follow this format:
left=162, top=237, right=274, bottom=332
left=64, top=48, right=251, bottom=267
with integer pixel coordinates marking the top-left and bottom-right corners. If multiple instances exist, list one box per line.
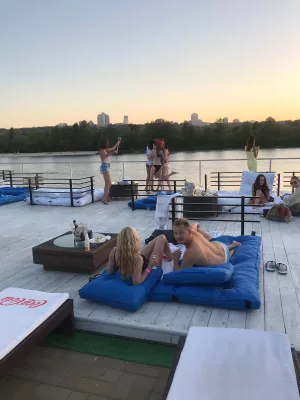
left=172, top=218, right=241, bottom=270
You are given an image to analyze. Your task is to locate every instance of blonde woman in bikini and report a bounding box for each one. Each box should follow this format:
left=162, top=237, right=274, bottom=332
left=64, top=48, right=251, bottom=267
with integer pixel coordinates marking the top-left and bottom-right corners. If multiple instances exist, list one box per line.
left=107, top=227, right=173, bottom=285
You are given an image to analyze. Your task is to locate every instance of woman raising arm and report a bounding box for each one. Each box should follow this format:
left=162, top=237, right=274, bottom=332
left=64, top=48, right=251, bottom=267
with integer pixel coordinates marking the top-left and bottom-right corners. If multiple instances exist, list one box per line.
left=99, top=138, right=120, bottom=204
left=245, top=135, right=260, bottom=172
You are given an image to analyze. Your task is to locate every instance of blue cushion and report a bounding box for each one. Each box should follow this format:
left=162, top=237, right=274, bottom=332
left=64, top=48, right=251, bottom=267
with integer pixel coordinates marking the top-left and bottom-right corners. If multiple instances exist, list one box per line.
left=79, top=267, right=163, bottom=312
left=143, top=196, right=157, bottom=203
left=128, top=199, right=156, bottom=210
left=0, top=187, right=28, bottom=196
left=0, top=193, right=28, bottom=206
left=150, top=235, right=261, bottom=310
left=163, top=263, right=234, bottom=286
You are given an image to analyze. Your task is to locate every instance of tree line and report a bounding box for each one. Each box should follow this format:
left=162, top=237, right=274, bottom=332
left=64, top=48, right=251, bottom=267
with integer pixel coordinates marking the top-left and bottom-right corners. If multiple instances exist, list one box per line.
left=0, top=117, right=300, bottom=154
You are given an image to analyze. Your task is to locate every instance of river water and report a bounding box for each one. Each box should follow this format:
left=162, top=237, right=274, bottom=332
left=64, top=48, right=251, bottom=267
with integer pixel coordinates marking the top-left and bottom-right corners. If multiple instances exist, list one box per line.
left=1, top=148, right=299, bottom=190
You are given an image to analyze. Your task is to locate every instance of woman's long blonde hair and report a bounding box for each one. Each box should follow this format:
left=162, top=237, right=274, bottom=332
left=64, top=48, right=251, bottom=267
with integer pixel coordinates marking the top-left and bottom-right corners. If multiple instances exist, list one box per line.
left=116, top=227, right=140, bottom=279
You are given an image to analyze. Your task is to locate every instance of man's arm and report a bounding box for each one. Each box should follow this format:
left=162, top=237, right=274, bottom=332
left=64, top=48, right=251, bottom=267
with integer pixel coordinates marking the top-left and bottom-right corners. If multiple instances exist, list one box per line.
left=173, top=251, right=195, bottom=271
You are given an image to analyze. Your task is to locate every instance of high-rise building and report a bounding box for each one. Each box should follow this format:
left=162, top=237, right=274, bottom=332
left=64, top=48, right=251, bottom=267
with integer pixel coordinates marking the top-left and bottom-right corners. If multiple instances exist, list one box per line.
left=123, top=115, right=129, bottom=125
left=191, top=113, right=199, bottom=125
left=233, top=119, right=240, bottom=124
left=190, top=113, right=205, bottom=126
left=97, top=112, right=110, bottom=127
left=223, top=117, right=229, bottom=124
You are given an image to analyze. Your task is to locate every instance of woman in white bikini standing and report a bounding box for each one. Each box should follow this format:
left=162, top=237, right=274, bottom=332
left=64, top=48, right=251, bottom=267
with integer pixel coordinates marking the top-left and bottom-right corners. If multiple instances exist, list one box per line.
left=149, top=140, right=163, bottom=192
left=145, top=140, right=155, bottom=193
left=99, top=138, right=120, bottom=204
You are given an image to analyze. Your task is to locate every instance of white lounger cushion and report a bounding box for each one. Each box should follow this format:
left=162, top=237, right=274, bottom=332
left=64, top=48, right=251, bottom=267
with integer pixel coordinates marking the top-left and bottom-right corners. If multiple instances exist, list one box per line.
left=0, top=287, right=69, bottom=361
left=32, top=188, right=89, bottom=199
left=167, top=327, right=299, bottom=400
left=25, top=189, right=104, bottom=207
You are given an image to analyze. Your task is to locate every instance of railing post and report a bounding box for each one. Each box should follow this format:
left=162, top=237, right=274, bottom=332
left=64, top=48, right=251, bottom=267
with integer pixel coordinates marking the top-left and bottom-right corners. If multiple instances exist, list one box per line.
left=9, top=171, right=13, bottom=187
left=2, top=170, right=4, bottom=181
left=69, top=179, right=74, bottom=207
left=199, top=161, right=202, bottom=186
left=277, top=173, right=280, bottom=196
left=174, top=180, right=177, bottom=193
left=241, top=196, right=245, bottom=236
left=292, top=172, right=295, bottom=192
left=90, top=176, right=94, bottom=203
left=122, top=162, right=125, bottom=180
left=205, top=174, right=207, bottom=191
left=131, top=180, right=135, bottom=210
left=69, top=163, right=73, bottom=178
left=35, top=173, right=39, bottom=189
left=269, top=159, right=272, bottom=172
left=171, top=197, right=175, bottom=224
left=217, top=172, right=220, bottom=191
left=28, top=178, right=33, bottom=205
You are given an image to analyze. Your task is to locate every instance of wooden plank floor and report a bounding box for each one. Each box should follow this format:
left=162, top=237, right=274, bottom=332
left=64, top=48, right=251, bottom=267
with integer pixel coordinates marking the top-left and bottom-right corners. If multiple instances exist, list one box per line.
left=1, top=200, right=300, bottom=347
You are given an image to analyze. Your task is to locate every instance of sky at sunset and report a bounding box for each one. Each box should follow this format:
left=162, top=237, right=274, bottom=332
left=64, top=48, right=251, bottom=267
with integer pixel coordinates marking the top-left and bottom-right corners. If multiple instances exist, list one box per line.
left=0, top=0, right=300, bottom=128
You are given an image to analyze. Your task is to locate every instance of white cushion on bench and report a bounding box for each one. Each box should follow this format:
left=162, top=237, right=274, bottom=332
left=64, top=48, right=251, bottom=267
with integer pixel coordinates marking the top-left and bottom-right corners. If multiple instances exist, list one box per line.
left=167, top=327, right=299, bottom=400
left=0, top=288, right=69, bottom=361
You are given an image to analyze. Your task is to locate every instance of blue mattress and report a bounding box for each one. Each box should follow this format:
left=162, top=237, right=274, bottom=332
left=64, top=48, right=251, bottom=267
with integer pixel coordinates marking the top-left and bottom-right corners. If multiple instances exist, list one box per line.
left=128, top=196, right=157, bottom=210
left=128, top=192, right=174, bottom=210
left=0, top=187, right=29, bottom=206
left=149, top=235, right=261, bottom=310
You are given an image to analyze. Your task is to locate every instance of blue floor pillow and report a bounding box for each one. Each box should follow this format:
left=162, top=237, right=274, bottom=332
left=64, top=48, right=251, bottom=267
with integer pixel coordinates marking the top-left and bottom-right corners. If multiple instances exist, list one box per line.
left=128, top=199, right=156, bottom=210
left=143, top=196, right=157, bottom=203
left=150, top=235, right=261, bottom=310
left=79, top=267, right=163, bottom=312
left=163, top=263, right=234, bottom=286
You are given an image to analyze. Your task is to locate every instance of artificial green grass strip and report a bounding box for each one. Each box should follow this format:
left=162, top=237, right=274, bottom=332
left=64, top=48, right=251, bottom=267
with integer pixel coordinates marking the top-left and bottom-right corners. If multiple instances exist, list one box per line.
left=44, top=331, right=176, bottom=368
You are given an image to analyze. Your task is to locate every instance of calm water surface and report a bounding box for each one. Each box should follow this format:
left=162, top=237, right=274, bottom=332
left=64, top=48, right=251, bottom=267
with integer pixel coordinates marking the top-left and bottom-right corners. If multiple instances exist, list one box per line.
left=1, top=148, right=300, bottom=189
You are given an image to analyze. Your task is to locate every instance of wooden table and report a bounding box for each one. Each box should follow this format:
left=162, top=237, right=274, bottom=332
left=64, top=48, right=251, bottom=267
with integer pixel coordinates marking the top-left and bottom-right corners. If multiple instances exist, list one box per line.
left=109, top=182, right=138, bottom=199
left=32, top=231, right=117, bottom=274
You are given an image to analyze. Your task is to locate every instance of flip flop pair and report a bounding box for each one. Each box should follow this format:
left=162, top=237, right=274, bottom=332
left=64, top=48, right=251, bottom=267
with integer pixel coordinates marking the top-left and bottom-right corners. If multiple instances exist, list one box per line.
left=265, top=261, right=288, bottom=275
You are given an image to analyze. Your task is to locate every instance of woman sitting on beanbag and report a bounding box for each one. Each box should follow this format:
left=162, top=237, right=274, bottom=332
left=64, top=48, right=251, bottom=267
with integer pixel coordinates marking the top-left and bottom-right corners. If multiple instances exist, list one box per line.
left=107, top=227, right=173, bottom=285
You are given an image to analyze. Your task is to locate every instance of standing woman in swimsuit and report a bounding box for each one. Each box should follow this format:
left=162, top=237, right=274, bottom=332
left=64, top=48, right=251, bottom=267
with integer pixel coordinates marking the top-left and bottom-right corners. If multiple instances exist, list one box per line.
left=158, top=140, right=171, bottom=191
left=99, top=138, right=120, bottom=204
left=151, top=139, right=163, bottom=191
left=145, top=140, right=155, bottom=193
left=245, top=135, right=260, bottom=172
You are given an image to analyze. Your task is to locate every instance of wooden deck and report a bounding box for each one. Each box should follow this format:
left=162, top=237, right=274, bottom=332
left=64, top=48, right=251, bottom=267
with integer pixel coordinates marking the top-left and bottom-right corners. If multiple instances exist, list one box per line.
left=1, top=200, right=300, bottom=347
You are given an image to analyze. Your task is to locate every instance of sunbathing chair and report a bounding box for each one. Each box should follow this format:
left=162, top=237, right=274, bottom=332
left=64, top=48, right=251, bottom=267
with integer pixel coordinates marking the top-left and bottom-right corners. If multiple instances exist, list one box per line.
left=0, top=287, right=74, bottom=376
left=164, top=327, right=300, bottom=400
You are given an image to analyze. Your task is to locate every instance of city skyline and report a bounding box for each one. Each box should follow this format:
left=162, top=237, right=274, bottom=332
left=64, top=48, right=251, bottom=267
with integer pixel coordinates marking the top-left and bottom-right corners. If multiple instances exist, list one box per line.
left=3, top=112, right=298, bottom=131
left=1, top=0, right=299, bottom=129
